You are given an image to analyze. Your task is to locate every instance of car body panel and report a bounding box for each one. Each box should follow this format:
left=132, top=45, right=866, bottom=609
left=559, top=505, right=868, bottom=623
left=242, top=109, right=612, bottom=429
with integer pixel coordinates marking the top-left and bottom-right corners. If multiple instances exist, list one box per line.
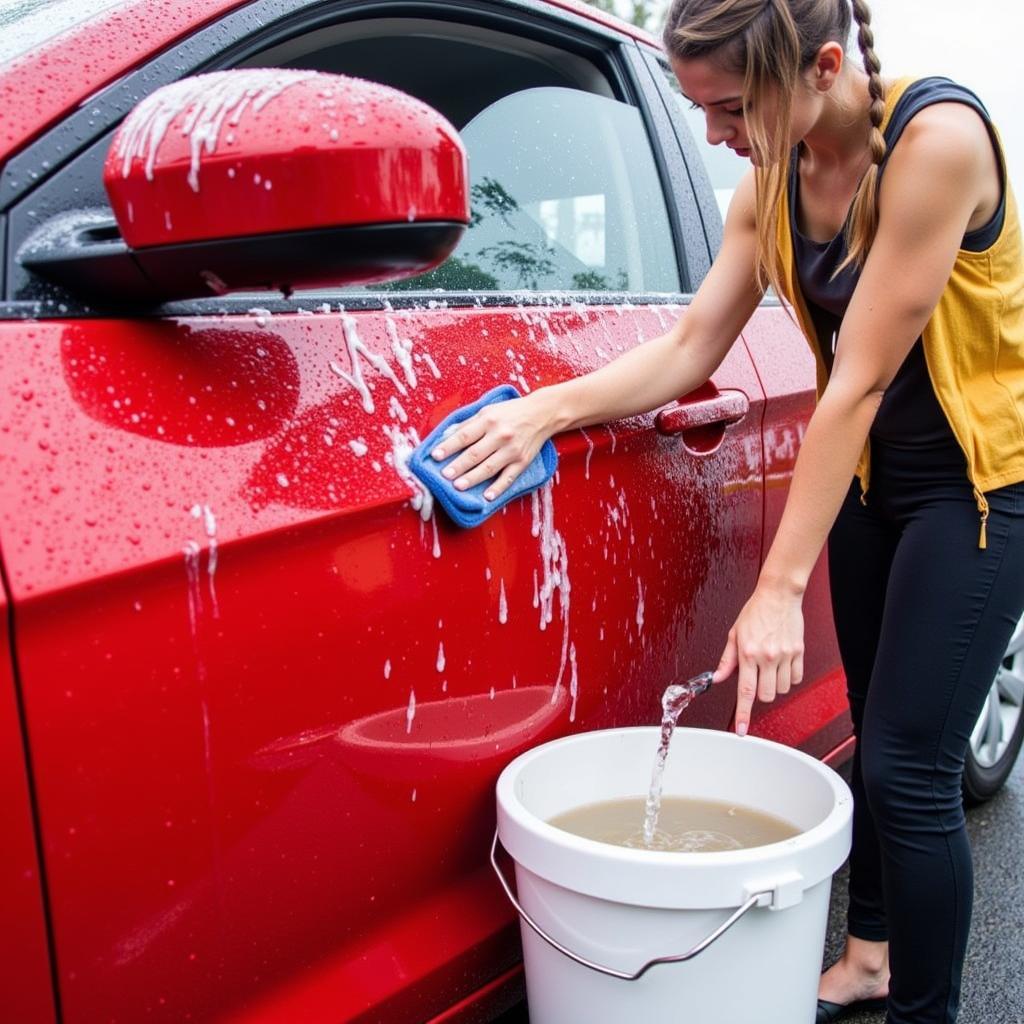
left=0, top=300, right=763, bottom=1021
left=0, top=584, right=56, bottom=1024
left=0, top=0, right=251, bottom=164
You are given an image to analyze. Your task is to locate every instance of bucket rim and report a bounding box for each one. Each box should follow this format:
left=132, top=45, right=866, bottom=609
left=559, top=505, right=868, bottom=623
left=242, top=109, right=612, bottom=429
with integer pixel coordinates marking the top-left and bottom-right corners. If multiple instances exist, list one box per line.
left=496, top=725, right=852, bottom=868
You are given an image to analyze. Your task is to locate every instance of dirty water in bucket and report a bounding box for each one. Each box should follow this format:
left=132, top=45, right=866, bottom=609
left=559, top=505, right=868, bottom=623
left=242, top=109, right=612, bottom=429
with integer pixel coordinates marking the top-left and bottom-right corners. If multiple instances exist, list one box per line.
left=548, top=794, right=800, bottom=852
left=548, top=672, right=799, bottom=853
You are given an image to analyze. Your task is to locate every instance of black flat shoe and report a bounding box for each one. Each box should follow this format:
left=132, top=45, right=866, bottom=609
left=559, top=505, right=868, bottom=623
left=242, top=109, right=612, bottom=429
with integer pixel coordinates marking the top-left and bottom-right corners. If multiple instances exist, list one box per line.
left=815, top=995, right=888, bottom=1023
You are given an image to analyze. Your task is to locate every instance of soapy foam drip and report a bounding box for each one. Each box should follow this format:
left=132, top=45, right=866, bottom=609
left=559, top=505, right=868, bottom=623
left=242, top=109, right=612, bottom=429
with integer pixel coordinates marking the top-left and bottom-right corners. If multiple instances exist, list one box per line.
left=114, top=69, right=318, bottom=191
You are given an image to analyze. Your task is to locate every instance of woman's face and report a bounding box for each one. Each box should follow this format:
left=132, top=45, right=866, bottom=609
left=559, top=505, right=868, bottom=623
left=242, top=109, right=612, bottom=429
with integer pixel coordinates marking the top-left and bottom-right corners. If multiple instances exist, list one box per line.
left=671, top=55, right=821, bottom=164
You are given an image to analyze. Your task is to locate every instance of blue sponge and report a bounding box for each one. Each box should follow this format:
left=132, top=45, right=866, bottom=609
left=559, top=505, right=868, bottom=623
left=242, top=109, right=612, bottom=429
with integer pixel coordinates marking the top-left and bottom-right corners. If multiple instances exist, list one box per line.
left=408, top=384, right=558, bottom=528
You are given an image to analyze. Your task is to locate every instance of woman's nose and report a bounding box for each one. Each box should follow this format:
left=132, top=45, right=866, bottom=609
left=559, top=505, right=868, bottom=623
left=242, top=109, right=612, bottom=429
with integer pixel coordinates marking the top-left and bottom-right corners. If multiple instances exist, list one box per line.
left=706, top=119, right=735, bottom=146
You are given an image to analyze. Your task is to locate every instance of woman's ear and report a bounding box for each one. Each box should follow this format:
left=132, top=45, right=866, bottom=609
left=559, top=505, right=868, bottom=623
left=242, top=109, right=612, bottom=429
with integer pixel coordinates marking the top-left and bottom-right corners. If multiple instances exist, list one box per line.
left=811, top=40, right=845, bottom=92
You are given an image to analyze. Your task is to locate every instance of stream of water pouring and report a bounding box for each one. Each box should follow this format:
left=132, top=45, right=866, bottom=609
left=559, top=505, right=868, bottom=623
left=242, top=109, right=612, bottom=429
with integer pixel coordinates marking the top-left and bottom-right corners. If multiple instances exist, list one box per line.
left=642, top=671, right=714, bottom=847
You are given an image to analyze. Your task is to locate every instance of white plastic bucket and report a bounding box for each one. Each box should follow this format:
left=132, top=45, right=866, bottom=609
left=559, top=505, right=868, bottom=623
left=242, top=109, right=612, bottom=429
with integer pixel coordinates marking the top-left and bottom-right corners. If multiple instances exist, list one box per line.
left=493, top=727, right=853, bottom=1024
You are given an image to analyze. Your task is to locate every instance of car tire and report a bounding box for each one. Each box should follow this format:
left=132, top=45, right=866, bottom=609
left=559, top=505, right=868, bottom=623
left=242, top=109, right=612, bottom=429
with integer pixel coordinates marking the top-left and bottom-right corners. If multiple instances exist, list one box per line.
left=963, top=611, right=1024, bottom=806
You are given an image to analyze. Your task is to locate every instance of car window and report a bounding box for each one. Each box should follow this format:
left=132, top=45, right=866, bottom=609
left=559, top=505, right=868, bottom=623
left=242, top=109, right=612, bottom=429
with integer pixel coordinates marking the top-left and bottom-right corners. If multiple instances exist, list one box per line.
left=657, top=62, right=746, bottom=224
left=383, top=86, right=678, bottom=294
left=244, top=19, right=680, bottom=296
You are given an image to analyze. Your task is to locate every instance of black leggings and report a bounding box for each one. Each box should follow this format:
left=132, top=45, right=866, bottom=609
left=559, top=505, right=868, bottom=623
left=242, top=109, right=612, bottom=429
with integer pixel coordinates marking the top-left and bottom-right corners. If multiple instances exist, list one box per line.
left=827, top=439, right=1024, bottom=1024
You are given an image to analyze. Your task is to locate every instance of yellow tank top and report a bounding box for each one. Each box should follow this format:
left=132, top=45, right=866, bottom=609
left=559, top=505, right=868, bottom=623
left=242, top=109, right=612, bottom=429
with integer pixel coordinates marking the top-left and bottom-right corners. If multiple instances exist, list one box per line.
left=774, top=76, right=1024, bottom=548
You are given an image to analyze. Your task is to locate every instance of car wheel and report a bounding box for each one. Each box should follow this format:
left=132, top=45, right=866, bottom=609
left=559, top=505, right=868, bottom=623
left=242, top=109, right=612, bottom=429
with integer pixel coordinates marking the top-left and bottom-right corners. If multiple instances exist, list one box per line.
left=963, top=611, right=1024, bottom=805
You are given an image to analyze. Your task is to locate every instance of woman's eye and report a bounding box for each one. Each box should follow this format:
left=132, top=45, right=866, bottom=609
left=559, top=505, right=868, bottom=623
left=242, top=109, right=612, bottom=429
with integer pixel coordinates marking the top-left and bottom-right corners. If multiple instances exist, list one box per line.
left=688, top=100, right=745, bottom=116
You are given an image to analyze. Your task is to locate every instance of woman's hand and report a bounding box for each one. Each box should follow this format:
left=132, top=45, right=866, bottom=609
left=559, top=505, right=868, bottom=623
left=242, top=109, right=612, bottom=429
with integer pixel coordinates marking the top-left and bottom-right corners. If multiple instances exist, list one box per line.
left=429, top=389, right=560, bottom=501
left=711, top=581, right=805, bottom=736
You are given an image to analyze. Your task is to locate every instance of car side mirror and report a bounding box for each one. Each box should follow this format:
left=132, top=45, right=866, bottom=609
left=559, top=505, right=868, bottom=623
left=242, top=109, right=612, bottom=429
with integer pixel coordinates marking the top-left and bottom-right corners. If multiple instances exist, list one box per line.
left=20, top=69, right=469, bottom=304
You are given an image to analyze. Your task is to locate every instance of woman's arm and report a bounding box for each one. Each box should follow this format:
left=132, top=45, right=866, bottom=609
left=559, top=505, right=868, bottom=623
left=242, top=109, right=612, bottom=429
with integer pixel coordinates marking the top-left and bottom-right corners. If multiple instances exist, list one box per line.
left=430, top=170, right=765, bottom=499
left=717, top=102, right=996, bottom=735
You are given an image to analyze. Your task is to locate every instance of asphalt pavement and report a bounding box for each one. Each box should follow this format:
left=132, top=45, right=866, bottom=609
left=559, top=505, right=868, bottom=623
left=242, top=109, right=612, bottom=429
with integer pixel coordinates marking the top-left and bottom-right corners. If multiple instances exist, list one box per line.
left=495, top=752, right=1024, bottom=1023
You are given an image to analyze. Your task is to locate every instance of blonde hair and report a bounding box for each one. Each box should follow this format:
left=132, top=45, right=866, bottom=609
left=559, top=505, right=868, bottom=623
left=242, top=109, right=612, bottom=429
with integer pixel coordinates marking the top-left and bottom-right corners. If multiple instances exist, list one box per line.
left=662, top=0, right=886, bottom=294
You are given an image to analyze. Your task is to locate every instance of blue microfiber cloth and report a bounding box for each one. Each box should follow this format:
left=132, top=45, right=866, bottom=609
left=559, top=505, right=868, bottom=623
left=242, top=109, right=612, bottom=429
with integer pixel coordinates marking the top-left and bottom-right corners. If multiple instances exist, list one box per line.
left=408, top=384, right=558, bottom=527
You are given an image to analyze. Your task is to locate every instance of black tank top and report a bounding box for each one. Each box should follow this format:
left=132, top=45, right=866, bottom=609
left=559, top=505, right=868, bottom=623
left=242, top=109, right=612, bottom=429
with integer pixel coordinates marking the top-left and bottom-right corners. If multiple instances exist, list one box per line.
left=789, top=77, right=1007, bottom=449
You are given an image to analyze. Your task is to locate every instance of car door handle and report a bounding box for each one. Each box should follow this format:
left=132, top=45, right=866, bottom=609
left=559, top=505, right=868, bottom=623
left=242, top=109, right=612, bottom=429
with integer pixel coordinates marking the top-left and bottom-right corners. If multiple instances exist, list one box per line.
left=655, top=389, right=750, bottom=436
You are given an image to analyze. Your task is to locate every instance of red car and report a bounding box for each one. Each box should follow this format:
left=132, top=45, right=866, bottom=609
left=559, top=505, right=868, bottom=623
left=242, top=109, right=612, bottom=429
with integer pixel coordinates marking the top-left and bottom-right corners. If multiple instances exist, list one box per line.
left=2, top=2, right=1021, bottom=1021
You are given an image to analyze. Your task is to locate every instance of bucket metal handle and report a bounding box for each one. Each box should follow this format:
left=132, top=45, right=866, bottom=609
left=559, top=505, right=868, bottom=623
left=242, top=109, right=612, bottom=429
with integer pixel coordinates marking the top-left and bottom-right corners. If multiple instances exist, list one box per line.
left=490, top=830, right=771, bottom=981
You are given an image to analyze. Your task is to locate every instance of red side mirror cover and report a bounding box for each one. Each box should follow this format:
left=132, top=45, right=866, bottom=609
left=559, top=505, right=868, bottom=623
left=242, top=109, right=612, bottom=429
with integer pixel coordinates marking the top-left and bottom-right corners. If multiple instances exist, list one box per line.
left=104, top=69, right=470, bottom=250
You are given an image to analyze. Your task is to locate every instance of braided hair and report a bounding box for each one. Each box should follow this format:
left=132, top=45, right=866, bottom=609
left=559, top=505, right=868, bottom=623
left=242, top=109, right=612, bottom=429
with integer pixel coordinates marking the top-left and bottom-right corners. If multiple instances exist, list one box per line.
left=837, top=0, right=886, bottom=275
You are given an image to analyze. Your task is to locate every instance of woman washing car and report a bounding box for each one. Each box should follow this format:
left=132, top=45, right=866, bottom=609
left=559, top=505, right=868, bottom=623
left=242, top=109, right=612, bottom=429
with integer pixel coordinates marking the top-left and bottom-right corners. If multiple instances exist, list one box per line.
left=429, top=1, right=1024, bottom=1021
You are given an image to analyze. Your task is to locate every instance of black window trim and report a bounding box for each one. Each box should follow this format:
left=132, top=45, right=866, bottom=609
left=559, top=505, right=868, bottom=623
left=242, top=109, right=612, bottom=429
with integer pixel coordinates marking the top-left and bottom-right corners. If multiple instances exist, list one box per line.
left=620, top=40, right=709, bottom=291
left=2, top=0, right=709, bottom=320
left=637, top=43, right=724, bottom=270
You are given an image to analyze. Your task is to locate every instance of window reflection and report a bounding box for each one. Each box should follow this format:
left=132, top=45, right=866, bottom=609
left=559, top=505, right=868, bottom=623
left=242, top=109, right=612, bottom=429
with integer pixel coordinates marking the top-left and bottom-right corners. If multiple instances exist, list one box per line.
left=383, top=87, right=679, bottom=294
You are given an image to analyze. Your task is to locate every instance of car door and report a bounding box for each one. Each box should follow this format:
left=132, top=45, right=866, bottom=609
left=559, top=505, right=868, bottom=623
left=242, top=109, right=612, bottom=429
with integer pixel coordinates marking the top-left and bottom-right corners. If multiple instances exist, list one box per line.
left=639, top=44, right=851, bottom=761
left=0, top=4, right=763, bottom=1022
left=0, top=586, right=56, bottom=1024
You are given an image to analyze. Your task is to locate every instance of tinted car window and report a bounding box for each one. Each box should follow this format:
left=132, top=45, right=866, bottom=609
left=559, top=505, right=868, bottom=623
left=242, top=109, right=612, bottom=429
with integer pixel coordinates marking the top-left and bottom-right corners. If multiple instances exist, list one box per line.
left=386, top=86, right=679, bottom=293
left=246, top=20, right=680, bottom=295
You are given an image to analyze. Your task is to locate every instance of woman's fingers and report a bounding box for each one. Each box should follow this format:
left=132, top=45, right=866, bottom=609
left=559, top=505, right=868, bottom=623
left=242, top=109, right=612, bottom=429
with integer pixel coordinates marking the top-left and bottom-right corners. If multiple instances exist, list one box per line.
left=712, top=628, right=738, bottom=684
left=725, top=587, right=805, bottom=737
left=775, top=657, right=792, bottom=696
left=758, top=658, right=778, bottom=705
left=733, top=644, right=802, bottom=733
left=434, top=425, right=534, bottom=496
left=430, top=415, right=489, bottom=469
left=431, top=402, right=530, bottom=487
left=792, top=651, right=804, bottom=688
left=440, top=435, right=502, bottom=487
left=451, top=447, right=516, bottom=491
left=734, top=648, right=758, bottom=737
left=484, top=461, right=526, bottom=501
